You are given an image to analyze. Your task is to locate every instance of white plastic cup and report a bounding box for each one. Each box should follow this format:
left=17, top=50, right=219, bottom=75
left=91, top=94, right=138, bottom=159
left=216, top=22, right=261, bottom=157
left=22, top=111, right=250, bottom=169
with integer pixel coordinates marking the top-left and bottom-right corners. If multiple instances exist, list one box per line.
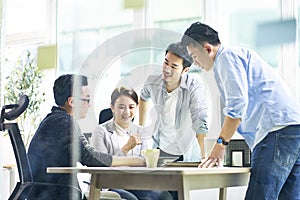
left=141, top=149, right=160, bottom=168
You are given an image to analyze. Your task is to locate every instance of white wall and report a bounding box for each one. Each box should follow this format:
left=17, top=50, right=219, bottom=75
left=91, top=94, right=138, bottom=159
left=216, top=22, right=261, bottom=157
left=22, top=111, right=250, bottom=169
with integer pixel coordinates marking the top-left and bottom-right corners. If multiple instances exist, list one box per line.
left=190, top=187, right=248, bottom=200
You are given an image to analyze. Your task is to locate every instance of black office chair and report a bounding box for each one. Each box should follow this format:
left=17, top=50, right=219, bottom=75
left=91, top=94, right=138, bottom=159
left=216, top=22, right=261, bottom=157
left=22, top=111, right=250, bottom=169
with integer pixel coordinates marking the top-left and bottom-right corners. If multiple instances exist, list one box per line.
left=99, top=108, right=113, bottom=124
left=0, top=94, right=82, bottom=200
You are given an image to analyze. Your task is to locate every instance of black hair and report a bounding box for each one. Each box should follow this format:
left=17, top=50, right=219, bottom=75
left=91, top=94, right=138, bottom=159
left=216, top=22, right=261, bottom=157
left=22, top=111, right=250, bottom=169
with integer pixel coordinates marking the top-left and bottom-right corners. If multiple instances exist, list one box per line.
left=111, top=86, right=139, bottom=106
left=181, top=22, right=221, bottom=47
left=53, top=74, right=88, bottom=106
left=165, top=42, right=193, bottom=69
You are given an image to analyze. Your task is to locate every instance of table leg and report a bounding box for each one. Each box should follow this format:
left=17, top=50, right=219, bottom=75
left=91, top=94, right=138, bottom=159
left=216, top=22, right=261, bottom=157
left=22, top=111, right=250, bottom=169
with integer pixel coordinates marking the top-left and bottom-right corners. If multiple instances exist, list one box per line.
left=219, top=188, right=227, bottom=200
left=177, top=184, right=190, bottom=200
left=178, top=190, right=190, bottom=200
left=177, top=189, right=184, bottom=200
left=88, top=174, right=100, bottom=200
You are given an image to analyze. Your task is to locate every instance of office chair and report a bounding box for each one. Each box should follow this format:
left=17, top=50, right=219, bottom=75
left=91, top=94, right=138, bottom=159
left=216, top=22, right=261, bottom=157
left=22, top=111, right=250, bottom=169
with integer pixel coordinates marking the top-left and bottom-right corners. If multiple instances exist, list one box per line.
left=83, top=108, right=113, bottom=141
left=0, top=94, right=82, bottom=200
left=99, top=108, right=113, bottom=124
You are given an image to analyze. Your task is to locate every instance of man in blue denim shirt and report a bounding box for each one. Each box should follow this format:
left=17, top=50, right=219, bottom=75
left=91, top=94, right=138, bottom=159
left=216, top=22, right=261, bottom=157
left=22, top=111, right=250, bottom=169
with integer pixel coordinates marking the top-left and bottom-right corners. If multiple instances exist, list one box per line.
left=27, top=74, right=144, bottom=199
left=182, top=22, right=300, bottom=200
left=139, top=43, right=208, bottom=162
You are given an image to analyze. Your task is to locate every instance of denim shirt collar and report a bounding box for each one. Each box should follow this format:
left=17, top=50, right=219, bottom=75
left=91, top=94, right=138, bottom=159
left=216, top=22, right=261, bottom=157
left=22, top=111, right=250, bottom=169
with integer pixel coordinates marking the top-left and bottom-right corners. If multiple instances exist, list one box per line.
left=214, top=45, right=224, bottom=65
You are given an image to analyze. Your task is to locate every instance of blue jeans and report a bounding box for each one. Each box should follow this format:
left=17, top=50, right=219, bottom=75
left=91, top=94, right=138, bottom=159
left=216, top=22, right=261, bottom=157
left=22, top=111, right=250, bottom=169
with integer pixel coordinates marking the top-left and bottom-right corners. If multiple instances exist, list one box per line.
left=110, top=189, right=138, bottom=200
left=245, top=125, right=300, bottom=200
left=110, top=189, right=174, bottom=200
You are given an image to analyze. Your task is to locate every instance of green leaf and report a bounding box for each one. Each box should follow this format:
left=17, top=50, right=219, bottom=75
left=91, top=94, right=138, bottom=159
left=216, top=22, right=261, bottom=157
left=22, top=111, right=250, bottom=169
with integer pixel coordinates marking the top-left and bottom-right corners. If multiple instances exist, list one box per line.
left=4, top=50, right=46, bottom=148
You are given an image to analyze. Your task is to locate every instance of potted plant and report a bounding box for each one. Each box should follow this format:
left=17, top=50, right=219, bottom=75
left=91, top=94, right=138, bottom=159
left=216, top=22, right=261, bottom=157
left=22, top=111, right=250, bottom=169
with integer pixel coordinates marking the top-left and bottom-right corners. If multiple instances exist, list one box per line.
left=4, top=50, right=45, bottom=148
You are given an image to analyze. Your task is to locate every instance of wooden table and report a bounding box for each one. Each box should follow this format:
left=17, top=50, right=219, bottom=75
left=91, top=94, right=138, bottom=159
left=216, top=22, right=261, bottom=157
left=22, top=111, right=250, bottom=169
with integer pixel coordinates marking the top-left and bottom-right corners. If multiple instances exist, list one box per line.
left=47, top=166, right=250, bottom=200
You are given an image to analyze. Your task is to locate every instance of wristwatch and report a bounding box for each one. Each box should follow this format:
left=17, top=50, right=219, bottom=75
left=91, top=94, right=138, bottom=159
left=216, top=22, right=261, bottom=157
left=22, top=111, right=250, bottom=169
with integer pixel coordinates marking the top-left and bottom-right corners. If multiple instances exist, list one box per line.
left=217, top=137, right=229, bottom=146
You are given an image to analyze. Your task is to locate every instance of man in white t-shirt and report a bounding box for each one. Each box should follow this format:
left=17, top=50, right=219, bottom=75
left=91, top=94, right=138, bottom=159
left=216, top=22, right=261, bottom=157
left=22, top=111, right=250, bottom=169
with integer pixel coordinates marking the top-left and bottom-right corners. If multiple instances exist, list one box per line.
left=139, top=42, right=208, bottom=161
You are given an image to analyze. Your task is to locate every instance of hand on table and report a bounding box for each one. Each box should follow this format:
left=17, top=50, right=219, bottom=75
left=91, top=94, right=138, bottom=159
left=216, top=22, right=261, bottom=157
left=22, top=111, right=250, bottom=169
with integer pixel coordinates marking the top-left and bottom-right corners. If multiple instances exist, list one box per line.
left=130, top=156, right=146, bottom=166
left=112, top=156, right=146, bottom=167
left=199, top=143, right=226, bottom=168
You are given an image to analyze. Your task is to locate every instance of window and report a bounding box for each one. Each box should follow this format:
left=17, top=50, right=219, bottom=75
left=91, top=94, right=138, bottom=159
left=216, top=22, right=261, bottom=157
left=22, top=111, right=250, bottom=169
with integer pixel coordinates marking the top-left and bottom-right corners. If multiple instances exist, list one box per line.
left=2, top=0, right=56, bottom=120
left=57, top=0, right=134, bottom=72
left=0, top=1, right=55, bottom=195
left=57, top=0, right=299, bottom=136
left=210, top=0, right=299, bottom=102
left=57, top=0, right=206, bottom=133
left=4, top=0, right=54, bottom=73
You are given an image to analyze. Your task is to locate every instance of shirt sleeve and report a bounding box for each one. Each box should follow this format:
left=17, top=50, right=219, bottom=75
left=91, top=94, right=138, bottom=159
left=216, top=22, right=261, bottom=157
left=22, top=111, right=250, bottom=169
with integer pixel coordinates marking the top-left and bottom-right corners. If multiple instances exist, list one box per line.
left=188, top=75, right=209, bottom=134
left=216, top=51, right=248, bottom=119
left=72, top=121, right=113, bottom=167
left=139, top=76, right=153, bottom=101
left=79, top=133, right=113, bottom=166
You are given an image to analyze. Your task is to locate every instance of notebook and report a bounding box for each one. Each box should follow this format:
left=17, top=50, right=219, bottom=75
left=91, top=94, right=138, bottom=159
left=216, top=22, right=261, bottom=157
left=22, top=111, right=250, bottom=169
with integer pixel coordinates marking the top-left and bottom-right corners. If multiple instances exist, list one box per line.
left=164, top=161, right=200, bottom=167
left=157, top=157, right=200, bottom=167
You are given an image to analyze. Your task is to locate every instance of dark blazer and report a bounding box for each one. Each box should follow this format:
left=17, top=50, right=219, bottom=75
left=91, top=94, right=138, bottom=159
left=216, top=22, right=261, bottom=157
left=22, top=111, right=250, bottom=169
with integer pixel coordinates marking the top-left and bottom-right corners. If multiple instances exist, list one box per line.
left=27, top=106, right=112, bottom=199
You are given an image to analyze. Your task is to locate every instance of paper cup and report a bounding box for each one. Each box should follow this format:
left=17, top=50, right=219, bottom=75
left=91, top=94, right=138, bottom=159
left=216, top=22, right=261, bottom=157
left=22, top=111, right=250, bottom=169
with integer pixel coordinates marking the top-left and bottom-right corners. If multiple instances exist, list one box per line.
left=141, top=149, right=160, bottom=168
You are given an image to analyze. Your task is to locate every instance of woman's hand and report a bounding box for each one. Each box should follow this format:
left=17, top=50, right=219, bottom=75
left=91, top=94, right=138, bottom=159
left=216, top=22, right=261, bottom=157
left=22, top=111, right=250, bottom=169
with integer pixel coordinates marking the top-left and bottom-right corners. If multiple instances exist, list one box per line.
left=122, top=135, right=142, bottom=155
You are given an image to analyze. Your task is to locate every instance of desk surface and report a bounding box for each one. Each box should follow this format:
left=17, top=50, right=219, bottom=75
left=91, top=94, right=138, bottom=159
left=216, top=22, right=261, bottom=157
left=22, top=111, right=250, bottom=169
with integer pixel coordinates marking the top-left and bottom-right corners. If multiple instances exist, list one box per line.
left=47, top=166, right=250, bottom=200
left=47, top=166, right=250, bottom=174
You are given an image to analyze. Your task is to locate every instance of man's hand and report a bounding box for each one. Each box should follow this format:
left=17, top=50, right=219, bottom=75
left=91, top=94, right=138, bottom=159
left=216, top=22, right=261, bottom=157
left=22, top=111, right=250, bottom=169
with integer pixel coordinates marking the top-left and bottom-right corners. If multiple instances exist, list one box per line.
left=199, top=116, right=240, bottom=168
left=199, top=143, right=226, bottom=168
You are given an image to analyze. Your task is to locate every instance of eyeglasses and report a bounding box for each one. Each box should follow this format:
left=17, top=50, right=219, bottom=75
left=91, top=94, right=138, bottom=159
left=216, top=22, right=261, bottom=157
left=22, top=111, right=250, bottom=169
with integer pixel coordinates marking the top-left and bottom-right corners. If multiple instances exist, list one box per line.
left=80, top=98, right=90, bottom=104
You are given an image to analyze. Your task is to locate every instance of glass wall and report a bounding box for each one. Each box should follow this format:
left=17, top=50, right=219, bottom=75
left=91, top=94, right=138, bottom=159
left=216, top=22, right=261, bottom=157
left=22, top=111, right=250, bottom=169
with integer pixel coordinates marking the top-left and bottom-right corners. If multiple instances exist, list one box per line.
left=2, top=0, right=297, bottom=140
left=209, top=0, right=299, bottom=101
left=1, top=0, right=298, bottom=198
left=57, top=0, right=299, bottom=135
left=57, top=0, right=134, bottom=73
left=204, top=0, right=299, bottom=138
left=57, top=0, right=206, bottom=133
left=57, top=0, right=203, bottom=73
left=222, top=0, right=281, bottom=66
left=4, top=0, right=54, bottom=71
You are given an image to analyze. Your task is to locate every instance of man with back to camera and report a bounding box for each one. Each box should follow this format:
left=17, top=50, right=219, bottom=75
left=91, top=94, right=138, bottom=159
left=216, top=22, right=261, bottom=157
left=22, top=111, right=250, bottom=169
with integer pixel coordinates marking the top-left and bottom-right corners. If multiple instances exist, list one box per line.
left=181, top=22, right=300, bottom=200
left=139, top=42, right=208, bottom=162
left=27, top=74, right=145, bottom=200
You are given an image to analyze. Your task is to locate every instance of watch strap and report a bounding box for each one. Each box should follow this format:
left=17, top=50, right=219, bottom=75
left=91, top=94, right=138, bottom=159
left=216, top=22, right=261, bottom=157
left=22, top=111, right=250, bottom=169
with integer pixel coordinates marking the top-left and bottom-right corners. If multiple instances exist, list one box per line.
left=217, top=137, right=229, bottom=146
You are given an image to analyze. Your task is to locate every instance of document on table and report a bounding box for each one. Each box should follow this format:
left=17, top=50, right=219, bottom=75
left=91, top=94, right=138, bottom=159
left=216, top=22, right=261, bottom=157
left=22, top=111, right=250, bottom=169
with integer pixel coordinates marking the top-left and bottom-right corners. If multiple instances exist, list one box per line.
left=164, top=161, right=200, bottom=167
